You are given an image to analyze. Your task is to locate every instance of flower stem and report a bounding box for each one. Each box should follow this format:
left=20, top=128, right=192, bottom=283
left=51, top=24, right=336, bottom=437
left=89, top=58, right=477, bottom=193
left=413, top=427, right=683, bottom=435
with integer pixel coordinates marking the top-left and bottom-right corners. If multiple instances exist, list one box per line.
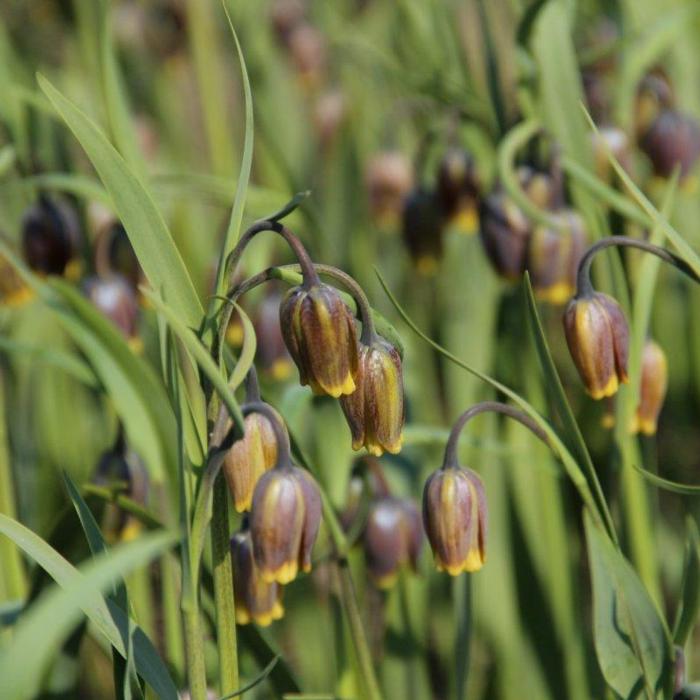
left=336, top=557, right=384, bottom=700
left=443, top=401, right=549, bottom=468
left=576, top=236, right=700, bottom=297
left=211, top=473, right=239, bottom=695
left=183, top=601, right=208, bottom=700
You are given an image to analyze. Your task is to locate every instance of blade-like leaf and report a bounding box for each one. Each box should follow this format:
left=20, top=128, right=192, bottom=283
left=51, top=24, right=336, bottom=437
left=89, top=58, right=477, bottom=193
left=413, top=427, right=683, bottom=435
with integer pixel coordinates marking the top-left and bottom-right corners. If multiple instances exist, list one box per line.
left=37, top=73, right=203, bottom=327
left=584, top=512, right=673, bottom=699
left=0, top=515, right=178, bottom=700
left=219, top=655, right=280, bottom=699
left=632, top=466, right=700, bottom=495
left=673, top=518, right=700, bottom=646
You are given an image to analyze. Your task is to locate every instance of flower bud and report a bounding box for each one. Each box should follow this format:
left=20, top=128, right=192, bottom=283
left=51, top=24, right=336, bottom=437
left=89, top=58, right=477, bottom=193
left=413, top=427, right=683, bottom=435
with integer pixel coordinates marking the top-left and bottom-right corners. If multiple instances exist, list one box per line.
left=363, top=497, right=422, bottom=588
left=83, top=275, right=140, bottom=340
left=93, top=447, right=149, bottom=543
left=527, top=210, right=586, bottom=305
left=314, top=90, right=346, bottom=150
left=591, top=126, right=631, bottom=180
left=279, top=283, right=359, bottom=397
left=478, top=188, right=530, bottom=280
left=287, top=24, right=327, bottom=88
left=21, top=196, right=80, bottom=276
left=563, top=291, right=629, bottom=399
left=269, top=0, right=306, bottom=46
left=253, top=292, right=293, bottom=380
left=635, top=71, right=674, bottom=138
left=401, top=187, right=444, bottom=274
left=365, top=151, right=414, bottom=228
left=251, top=464, right=322, bottom=584
left=94, top=220, right=142, bottom=291
left=223, top=408, right=279, bottom=512
left=436, top=148, right=480, bottom=233
left=423, top=466, right=487, bottom=575
left=339, top=338, right=404, bottom=456
left=231, top=529, right=284, bottom=626
left=631, top=339, right=667, bottom=436
left=640, top=109, right=700, bottom=179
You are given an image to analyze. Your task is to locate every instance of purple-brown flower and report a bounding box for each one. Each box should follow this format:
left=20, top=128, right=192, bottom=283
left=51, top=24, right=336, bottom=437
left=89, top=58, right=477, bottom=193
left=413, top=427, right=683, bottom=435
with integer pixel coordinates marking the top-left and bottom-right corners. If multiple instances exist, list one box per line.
left=250, top=463, right=322, bottom=584
left=363, top=497, right=422, bottom=588
left=423, top=466, right=487, bottom=575
left=279, top=283, right=359, bottom=397
left=563, top=291, right=630, bottom=399
left=436, top=148, right=480, bottom=233
left=632, top=339, right=667, bottom=436
left=83, top=275, right=140, bottom=341
left=223, top=407, right=279, bottom=513
left=339, top=338, right=404, bottom=456
left=231, top=529, right=284, bottom=626
left=640, top=109, right=700, bottom=179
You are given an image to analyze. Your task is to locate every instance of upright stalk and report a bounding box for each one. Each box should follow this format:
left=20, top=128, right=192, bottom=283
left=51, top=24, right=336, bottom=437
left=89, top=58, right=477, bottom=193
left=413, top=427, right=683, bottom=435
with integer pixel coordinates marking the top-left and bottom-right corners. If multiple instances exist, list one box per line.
left=182, top=600, right=208, bottom=700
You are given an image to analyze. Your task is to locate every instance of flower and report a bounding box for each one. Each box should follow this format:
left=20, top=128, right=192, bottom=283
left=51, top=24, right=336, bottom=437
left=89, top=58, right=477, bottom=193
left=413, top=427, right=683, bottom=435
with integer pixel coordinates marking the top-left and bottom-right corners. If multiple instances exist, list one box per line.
left=279, top=282, right=359, bottom=397
left=563, top=291, right=629, bottom=399
left=401, top=187, right=445, bottom=274
left=83, top=275, right=140, bottom=341
left=339, top=338, right=404, bottom=456
left=436, top=148, right=480, bottom=233
left=527, top=210, right=586, bottom=305
left=223, top=407, right=279, bottom=512
left=251, top=463, right=322, bottom=584
left=231, top=528, right=284, bottom=626
left=632, top=339, right=667, bottom=435
left=363, top=497, right=422, bottom=588
left=640, top=109, right=700, bottom=179
left=423, top=466, right=487, bottom=575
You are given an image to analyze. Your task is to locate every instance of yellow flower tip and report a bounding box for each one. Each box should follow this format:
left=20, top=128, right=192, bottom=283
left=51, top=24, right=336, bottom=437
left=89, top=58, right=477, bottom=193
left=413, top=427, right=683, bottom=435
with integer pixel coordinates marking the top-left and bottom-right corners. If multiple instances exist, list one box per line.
left=631, top=415, right=657, bottom=436
left=226, top=323, right=244, bottom=347
left=2, top=286, right=34, bottom=307
left=601, top=412, right=615, bottom=430
left=119, top=518, right=143, bottom=543
left=436, top=549, right=485, bottom=576
left=452, top=206, right=478, bottom=236
left=365, top=443, right=384, bottom=457
left=316, top=373, right=356, bottom=398
left=588, top=373, right=619, bottom=400
left=64, top=258, right=83, bottom=282
left=416, top=256, right=439, bottom=276
left=373, top=571, right=398, bottom=590
left=234, top=495, right=252, bottom=514
left=127, top=336, right=144, bottom=355
left=235, top=607, right=251, bottom=626
left=262, top=560, right=299, bottom=585
left=254, top=601, right=285, bottom=627
left=270, top=359, right=293, bottom=381
left=536, top=282, right=574, bottom=306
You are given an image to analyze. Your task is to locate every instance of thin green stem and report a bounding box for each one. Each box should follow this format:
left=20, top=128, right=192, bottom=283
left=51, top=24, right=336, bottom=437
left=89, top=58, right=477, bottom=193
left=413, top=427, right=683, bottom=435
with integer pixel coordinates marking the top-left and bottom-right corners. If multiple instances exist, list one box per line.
left=183, top=602, right=208, bottom=700
left=336, top=558, right=384, bottom=700
left=211, top=473, right=239, bottom=695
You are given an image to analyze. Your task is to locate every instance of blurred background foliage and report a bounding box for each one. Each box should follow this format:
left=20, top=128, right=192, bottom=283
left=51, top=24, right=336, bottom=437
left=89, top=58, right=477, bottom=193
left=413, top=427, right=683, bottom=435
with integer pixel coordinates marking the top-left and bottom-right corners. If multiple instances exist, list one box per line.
left=2, top=0, right=700, bottom=698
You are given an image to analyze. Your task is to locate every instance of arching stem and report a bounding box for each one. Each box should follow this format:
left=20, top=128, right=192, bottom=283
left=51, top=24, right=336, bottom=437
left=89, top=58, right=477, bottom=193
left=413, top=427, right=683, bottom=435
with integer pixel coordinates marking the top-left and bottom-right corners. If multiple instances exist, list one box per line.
left=576, top=236, right=700, bottom=297
left=443, top=401, right=549, bottom=469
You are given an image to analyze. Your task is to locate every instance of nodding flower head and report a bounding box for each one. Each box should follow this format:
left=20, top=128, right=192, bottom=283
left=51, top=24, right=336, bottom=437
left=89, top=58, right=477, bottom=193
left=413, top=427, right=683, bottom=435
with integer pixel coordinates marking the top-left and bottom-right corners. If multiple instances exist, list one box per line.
left=231, top=528, right=284, bottom=626
left=436, top=148, right=480, bottom=233
left=223, top=406, right=280, bottom=513
left=279, top=282, right=359, bottom=398
left=21, top=196, right=80, bottom=277
left=640, top=109, right=700, bottom=180
left=363, top=496, right=422, bottom=589
left=401, top=187, right=445, bottom=275
left=250, top=461, right=322, bottom=584
left=340, top=337, right=404, bottom=456
left=423, top=465, right=487, bottom=575
left=563, top=291, right=629, bottom=399
left=366, top=151, right=414, bottom=228
left=83, top=275, right=140, bottom=341
left=632, top=339, right=668, bottom=436
left=527, top=210, right=586, bottom=305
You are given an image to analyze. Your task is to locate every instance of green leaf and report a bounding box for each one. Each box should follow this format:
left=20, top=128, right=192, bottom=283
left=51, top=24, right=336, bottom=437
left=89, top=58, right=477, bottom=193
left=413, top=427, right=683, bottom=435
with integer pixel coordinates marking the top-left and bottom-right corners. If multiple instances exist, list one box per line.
left=523, top=273, right=617, bottom=543
left=584, top=512, right=673, bottom=699
left=258, top=190, right=311, bottom=224
left=225, top=303, right=257, bottom=392
left=0, top=514, right=178, bottom=700
left=673, top=518, right=700, bottom=646
left=48, top=278, right=177, bottom=484
left=37, top=73, right=203, bottom=328
left=632, top=466, right=700, bottom=495
left=215, top=1, right=255, bottom=300
left=141, top=288, right=246, bottom=430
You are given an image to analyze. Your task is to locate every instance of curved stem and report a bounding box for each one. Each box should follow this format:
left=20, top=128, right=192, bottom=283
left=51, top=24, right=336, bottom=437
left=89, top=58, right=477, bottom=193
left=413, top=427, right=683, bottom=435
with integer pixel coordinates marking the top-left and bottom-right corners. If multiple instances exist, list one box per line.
left=443, top=401, right=549, bottom=468
left=244, top=366, right=261, bottom=403
left=226, top=220, right=320, bottom=288
left=242, top=401, right=291, bottom=470
left=576, top=236, right=700, bottom=297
